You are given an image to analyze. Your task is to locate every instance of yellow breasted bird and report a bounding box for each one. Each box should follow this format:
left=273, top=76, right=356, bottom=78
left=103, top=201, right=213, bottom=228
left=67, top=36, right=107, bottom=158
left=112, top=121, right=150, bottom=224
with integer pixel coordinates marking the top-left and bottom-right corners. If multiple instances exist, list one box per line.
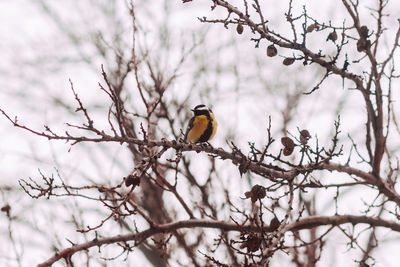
left=184, top=104, right=218, bottom=143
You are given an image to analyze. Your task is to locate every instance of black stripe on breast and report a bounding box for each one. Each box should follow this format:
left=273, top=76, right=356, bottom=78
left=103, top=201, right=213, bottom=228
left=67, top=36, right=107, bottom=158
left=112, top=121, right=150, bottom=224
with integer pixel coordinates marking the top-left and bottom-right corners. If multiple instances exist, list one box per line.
left=197, top=115, right=213, bottom=143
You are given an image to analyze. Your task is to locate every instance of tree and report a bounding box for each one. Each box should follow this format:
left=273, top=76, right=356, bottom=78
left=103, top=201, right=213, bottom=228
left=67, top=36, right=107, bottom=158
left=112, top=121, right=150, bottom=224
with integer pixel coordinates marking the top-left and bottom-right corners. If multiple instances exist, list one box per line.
left=1, top=0, right=400, bottom=266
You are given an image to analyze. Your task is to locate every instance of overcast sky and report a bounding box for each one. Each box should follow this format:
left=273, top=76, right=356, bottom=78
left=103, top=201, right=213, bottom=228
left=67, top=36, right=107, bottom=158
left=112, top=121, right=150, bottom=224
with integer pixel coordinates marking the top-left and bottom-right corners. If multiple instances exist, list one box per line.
left=1, top=1, right=400, bottom=266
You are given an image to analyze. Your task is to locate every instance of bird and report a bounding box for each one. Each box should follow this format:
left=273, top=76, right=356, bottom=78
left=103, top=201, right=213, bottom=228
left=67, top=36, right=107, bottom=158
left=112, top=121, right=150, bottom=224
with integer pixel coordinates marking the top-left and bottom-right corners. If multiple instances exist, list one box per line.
left=184, top=104, right=218, bottom=143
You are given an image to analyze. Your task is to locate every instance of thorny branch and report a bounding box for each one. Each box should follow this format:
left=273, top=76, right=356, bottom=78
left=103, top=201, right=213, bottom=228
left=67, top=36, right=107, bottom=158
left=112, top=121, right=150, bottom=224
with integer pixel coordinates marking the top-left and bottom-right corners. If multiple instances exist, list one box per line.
left=2, top=0, right=400, bottom=266
left=37, top=215, right=400, bottom=267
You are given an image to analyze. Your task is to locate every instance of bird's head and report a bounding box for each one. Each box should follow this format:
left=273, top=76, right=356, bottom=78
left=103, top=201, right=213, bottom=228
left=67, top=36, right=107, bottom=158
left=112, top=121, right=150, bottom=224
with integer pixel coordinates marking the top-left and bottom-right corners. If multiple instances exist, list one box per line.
left=192, top=104, right=212, bottom=116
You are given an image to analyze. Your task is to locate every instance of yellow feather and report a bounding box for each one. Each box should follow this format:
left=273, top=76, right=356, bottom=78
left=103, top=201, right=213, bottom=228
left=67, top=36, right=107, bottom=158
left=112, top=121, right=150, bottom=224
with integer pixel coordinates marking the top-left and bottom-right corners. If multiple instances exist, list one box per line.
left=209, top=112, right=218, bottom=141
left=187, top=115, right=209, bottom=143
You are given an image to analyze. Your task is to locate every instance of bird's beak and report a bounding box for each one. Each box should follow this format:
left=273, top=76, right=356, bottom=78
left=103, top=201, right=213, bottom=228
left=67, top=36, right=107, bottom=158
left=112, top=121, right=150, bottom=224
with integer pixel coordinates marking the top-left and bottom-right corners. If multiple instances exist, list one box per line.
left=190, top=109, right=194, bottom=112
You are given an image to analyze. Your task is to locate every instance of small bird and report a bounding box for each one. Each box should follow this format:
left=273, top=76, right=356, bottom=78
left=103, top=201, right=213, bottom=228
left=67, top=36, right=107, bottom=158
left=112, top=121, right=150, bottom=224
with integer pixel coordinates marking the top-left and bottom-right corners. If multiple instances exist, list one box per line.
left=184, top=104, right=218, bottom=143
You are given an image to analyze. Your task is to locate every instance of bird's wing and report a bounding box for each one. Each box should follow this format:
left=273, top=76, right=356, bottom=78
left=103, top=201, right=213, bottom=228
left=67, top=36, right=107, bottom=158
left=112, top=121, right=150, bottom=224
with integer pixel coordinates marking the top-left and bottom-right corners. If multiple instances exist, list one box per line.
left=184, top=116, right=195, bottom=142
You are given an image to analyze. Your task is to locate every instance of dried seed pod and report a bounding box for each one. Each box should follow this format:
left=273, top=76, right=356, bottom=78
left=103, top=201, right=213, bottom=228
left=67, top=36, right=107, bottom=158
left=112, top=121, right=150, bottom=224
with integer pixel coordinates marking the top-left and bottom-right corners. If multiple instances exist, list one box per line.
left=281, top=136, right=294, bottom=148
left=300, top=129, right=311, bottom=144
left=240, top=234, right=262, bottom=252
left=244, top=184, right=266, bottom=203
left=246, top=236, right=262, bottom=252
left=125, top=174, right=140, bottom=188
left=327, top=30, right=338, bottom=42
left=267, top=44, right=278, bottom=57
left=251, top=185, right=266, bottom=201
left=357, top=38, right=371, bottom=52
left=300, top=129, right=310, bottom=138
left=359, top=25, right=369, bottom=38
left=236, top=23, right=244, bottom=34
left=281, top=136, right=295, bottom=156
left=306, top=23, right=319, bottom=33
left=283, top=57, right=295, bottom=66
left=283, top=146, right=294, bottom=156
left=269, top=217, right=280, bottom=230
